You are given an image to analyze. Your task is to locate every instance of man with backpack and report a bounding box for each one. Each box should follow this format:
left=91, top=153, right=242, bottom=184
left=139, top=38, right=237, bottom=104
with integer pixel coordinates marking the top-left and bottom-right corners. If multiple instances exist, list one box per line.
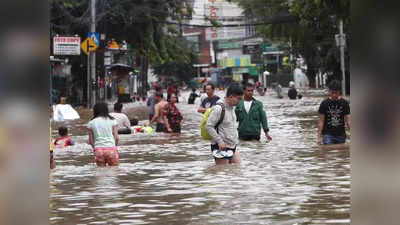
left=205, top=84, right=243, bottom=165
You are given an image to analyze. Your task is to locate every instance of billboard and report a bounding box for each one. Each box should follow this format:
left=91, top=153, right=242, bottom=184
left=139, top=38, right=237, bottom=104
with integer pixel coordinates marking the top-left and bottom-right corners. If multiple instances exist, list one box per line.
left=206, top=26, right=246, bottom=41
left=53, top=36, right=81, bottom=55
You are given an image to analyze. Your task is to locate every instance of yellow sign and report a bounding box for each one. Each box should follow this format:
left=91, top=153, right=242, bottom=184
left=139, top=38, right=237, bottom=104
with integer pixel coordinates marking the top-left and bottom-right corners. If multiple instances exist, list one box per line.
left=81, top=37, right=98, bottom=55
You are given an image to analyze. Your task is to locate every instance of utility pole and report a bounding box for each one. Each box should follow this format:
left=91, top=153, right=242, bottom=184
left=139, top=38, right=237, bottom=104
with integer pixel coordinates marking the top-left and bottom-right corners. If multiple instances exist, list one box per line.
left=90, top=0, right=97, bottom=107
left=338, top=19, right=346, bottom=96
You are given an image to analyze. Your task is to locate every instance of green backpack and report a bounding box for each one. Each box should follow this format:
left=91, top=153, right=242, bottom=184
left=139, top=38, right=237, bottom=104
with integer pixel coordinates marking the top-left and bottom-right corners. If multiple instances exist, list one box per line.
left=200, top=103, right=225, bottom=140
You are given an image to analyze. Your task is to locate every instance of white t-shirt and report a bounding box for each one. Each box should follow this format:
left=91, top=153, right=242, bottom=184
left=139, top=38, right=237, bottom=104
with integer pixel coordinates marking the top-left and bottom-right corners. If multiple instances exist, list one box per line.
left=109, top=112, right=131, bottom=129
left=244, top=100, right=253, bottom=114
left=88, top=117, right=118, bottom=148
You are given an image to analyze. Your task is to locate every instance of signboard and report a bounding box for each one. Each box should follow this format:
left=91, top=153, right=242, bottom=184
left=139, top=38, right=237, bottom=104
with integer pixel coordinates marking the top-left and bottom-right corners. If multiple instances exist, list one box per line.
left=53, top=36, right=81, bottom=55
left=81, top=37, right=98, bottom=55
left=218, top=41, right=241, bottom=49
left=88, top=32, right=100, bottom=46
left=232, top=67, right=249, bottom=74
left=243, top=45, right=260, bottom=55
left=206, top=26, right=246, bottom=41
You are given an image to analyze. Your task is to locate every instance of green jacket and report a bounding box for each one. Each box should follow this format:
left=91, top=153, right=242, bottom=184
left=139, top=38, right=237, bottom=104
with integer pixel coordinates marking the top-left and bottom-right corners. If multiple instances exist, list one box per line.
left=235, top=98, right=269, bottom=137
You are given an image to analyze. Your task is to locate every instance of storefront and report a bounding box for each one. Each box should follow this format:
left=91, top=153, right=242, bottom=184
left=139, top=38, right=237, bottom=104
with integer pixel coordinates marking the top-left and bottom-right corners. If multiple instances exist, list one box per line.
left=105, top=64, right=137, bottom=102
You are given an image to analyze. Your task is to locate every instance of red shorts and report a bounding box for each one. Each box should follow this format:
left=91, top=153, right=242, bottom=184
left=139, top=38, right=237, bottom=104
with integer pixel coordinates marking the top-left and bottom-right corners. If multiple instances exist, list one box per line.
left=94, top=147, right=119, bottom=166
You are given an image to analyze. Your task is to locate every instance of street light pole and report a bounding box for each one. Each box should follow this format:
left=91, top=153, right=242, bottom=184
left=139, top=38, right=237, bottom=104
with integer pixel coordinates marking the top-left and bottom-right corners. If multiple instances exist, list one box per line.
left=339, top=19, right=346, bottom=96
left=90, top=0, right=96, bottom=107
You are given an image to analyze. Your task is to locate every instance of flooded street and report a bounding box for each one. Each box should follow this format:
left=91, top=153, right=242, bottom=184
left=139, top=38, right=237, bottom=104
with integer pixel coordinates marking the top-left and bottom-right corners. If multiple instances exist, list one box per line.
left=50, top=89, right=350, bottom=225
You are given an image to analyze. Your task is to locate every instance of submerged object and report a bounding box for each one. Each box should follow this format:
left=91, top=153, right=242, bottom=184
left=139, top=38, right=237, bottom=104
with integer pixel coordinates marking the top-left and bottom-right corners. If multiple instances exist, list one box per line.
left=52, top=104, right=80, bottom=122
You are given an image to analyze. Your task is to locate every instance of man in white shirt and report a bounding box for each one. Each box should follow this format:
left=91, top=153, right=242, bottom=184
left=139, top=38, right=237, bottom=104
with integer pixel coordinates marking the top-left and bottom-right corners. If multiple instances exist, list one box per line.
left=110, top=102, right=131, bottom=134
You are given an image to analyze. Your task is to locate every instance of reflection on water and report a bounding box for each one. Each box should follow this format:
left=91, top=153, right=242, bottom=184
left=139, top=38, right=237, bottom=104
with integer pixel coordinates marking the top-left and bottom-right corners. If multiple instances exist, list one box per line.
left=50, top=90, right=350, bottom=224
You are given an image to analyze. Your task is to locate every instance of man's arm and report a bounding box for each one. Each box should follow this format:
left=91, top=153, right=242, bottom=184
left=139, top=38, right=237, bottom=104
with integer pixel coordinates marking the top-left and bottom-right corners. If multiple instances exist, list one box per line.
left=317, top=114, right=325, bottom=145
left=345, top=114, right=350, bottom=130
left=198, top=99, right=206, bottom=113
left=150, top=104, right=160, bottom=124
left=259, top=107, right=272, bottom=141
left=198, top=106, right=206, bottom=113
left=205, top=105, right=225, bottom=149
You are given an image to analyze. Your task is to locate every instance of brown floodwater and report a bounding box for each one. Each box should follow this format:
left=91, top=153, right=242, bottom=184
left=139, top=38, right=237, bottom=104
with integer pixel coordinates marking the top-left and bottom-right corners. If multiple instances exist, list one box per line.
left=50, top=89, right=350, bottom=225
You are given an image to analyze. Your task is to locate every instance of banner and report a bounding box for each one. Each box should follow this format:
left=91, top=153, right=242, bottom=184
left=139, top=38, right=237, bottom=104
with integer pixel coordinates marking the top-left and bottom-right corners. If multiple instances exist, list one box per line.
left=53, top=36, right=81, bottom=55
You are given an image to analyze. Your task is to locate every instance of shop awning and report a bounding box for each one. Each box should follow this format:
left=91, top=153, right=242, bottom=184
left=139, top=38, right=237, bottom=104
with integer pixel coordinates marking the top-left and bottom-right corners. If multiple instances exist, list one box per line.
left=105, top=63, right=133, bottom=70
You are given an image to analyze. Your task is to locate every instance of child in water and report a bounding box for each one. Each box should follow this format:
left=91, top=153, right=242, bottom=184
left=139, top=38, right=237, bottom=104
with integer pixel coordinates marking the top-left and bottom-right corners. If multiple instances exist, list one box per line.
left=54, top=126, right=75, bottom=148
left=87, top=103, right=119, bottom=166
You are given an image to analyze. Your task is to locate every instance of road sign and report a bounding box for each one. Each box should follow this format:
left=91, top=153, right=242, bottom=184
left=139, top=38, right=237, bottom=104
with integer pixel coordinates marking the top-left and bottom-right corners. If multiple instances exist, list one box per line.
left=81, top=37, right=98, bottom=55
left=88, top=32, right=100, bottom=46
left=53, top=36, right=81, bottom=55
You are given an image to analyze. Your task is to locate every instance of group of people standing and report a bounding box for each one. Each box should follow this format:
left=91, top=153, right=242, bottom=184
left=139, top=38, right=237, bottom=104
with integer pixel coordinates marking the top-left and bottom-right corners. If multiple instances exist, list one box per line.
left=148, top=88, right=183, bottom=133
left=197, top=83, right=273, bottom=165
left=50, top=79, right=350, bottom=168
left=197, top=80, right=350, bottom=165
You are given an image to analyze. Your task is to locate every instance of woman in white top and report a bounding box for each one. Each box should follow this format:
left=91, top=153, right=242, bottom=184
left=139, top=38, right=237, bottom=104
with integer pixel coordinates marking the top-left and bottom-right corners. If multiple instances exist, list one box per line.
left=87, top=103, right=119, bottom=166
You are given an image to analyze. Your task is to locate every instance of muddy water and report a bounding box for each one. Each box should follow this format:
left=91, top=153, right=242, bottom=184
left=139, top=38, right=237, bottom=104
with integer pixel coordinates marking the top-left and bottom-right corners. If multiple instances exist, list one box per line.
left=50, top=89, right=350, bottom=225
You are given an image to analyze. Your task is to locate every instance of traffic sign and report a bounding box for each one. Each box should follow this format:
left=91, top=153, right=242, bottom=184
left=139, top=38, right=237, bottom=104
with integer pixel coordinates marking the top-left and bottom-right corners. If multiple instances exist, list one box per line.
left=81, top=37, right=98, bottom=55
left=53, top=36, right=81, bottom=55
left=88, top=32, right=100, bottom=46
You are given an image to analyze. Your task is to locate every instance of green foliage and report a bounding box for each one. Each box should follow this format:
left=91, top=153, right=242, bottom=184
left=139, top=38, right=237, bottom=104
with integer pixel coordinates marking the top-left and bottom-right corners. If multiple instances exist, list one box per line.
left=50, top=0, right=198, bottom=81
left=231, top=0, right=350, bottom=83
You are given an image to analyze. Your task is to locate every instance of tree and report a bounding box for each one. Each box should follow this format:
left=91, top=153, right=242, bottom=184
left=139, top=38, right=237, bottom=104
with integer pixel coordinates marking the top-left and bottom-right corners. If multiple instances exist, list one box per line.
left=152, top=37, right=199, bottom=82
left=50, top=0, right=198, bottom=94
left=230, top=0, right=350, bottom=87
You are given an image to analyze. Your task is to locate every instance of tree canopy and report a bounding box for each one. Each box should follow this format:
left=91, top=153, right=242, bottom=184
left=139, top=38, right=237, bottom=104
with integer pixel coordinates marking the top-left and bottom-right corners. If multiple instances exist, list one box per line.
left=50, top=0, right=198, bottom=81
left=230, top=0, right=350, bottom=84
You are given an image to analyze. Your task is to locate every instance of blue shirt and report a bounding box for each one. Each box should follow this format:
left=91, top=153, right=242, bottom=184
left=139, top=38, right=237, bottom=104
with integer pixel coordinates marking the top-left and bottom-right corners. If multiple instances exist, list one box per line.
left=201, top=95, right=220, bottom=109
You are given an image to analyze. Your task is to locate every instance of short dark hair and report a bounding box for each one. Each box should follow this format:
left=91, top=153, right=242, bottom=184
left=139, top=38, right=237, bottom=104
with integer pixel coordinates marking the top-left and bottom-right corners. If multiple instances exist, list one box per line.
left=114, top=102, right=123, bottom=112
left=328, top=80, right=341, bottom=91
left=58, top=126, right=68, bottom=136
left=226, top=83, right=243, bottom=97
left=244, top=83, right=254, bottom=90
left=206, top=83, right=215, bottom=90
left=155, top=91, right=163, bottom=98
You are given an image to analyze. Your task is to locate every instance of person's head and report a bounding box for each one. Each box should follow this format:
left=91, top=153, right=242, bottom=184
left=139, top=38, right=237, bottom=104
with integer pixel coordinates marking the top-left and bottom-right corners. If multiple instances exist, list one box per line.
left=328, top=80, right=341, bottom=100
left=170, top=93, right=178, bottom=104
left=114, top=102, right=123, bottom=113
left=205, top=83, right=215, bottom=98
left=60, top=97, right=67, bottom=104
left=192, top=88, right=196, bottom=92
left=243, top=83, right=255, bottom=101
left=92, top=102, right=113, bottom=119
left=155, top=91, right=164, bottom=102
left=58, top=126, right=68, bottom=137
left=225, top=84, right=243, bottom=106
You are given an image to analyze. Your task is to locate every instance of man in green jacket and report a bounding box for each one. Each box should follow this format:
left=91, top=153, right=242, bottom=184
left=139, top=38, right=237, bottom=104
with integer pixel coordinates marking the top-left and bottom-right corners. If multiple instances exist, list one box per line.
left=235, top=83, right=272, bottom=141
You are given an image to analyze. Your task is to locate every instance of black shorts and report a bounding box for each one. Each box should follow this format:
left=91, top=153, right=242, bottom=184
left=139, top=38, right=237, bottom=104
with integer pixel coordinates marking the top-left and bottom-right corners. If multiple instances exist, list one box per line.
left=118, top=128, right=132, bottom=134
left=239, top=135, right=260, bottom=141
